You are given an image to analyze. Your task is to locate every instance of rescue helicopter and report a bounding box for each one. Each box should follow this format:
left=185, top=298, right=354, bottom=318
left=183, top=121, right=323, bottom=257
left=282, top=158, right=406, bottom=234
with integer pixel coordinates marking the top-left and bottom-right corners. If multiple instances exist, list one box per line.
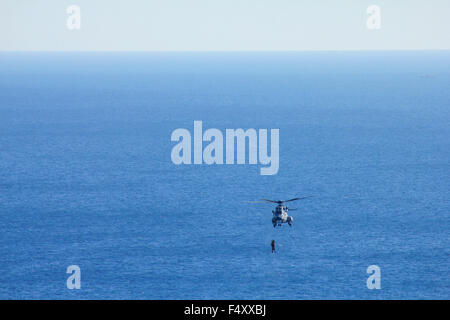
left=259, top=196, right=313, bottom=227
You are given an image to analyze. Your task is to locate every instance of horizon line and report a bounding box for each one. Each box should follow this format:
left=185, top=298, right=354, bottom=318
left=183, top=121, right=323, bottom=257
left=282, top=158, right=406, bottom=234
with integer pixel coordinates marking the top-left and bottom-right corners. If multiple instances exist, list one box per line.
left=1, top=49, right=450, bottom=53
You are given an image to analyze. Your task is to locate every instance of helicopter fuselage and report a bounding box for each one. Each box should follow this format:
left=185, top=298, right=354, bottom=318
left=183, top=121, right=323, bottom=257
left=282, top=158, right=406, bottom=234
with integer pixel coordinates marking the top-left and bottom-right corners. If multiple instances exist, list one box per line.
left=272, top=204, right=293, bottom=227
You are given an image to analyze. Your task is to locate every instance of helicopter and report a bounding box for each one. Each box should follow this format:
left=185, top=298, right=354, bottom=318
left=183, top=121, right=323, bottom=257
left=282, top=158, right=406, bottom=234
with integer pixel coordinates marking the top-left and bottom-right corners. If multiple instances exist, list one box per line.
left=259, top=196, right=313, bottom=227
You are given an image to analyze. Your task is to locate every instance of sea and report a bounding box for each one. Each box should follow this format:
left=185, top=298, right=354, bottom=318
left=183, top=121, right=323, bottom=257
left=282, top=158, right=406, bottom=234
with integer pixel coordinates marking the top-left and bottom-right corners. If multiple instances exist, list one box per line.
left=0, top=51, right=449, bottom=299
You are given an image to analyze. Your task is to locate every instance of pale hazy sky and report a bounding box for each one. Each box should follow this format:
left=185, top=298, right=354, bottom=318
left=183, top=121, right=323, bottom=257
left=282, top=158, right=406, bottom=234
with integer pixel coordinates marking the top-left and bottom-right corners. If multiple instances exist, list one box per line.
left=1, top=0, right=449, bottom=51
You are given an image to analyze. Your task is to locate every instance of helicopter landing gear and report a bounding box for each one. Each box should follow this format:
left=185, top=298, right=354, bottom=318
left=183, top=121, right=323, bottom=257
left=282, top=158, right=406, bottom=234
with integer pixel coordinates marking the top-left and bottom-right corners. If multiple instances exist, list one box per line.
left=287, top=216, right=293, bottom=227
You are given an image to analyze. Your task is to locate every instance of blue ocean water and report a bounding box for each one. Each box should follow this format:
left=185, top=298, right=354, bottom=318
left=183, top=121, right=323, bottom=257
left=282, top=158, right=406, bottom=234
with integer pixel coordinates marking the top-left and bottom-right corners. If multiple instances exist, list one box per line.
left=0, top=52, right=449, bottom=299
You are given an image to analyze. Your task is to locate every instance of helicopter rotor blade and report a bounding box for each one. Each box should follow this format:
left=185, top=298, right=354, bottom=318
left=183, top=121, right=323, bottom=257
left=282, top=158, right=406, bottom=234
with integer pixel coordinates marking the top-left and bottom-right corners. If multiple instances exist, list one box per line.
left=261, top=199, right=282, bottom=204
left=260, top=196, right=314, bottom=204
left=244, top=201, right=266, bottom=204
left=283, top=196, right=314, bottom=202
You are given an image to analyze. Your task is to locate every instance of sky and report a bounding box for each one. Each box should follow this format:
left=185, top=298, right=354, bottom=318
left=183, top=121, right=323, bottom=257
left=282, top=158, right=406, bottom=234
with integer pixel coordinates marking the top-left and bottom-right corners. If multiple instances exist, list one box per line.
left=0, top=0, right=449, bottom=51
